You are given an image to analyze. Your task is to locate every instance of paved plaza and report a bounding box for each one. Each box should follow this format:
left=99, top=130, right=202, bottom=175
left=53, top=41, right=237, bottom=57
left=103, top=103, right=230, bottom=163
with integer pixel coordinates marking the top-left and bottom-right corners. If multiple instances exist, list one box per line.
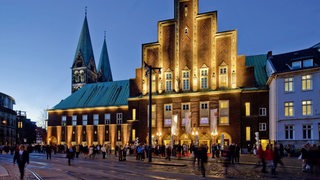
left=1, top=152, right=319, bottom=179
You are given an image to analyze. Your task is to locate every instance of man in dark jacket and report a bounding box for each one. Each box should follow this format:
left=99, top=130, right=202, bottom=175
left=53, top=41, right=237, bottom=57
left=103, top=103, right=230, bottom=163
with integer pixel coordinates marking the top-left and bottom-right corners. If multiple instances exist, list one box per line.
left=199, top=144, right=208, bottom=177
left=13, top=145, right=30, bottom=180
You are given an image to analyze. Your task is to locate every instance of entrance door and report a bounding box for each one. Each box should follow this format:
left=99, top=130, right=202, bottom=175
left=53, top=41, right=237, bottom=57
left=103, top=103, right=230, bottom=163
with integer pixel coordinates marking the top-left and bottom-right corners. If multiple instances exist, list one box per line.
left=180, top=140, right=191, bottom=146
left=163, top=140, right=171, bottom=146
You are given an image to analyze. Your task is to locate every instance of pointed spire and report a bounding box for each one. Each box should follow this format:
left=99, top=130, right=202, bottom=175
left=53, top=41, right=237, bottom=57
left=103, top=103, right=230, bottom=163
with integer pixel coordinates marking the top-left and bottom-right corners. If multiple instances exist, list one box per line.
left=73, top=7, right=94, bottom=66
left=98, top=32, right=113, bottom=82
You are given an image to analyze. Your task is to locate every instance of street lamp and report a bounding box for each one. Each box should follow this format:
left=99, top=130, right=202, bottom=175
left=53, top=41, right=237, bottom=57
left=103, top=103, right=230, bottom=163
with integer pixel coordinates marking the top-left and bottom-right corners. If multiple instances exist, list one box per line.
left=144, top=61, right=161, bottom=162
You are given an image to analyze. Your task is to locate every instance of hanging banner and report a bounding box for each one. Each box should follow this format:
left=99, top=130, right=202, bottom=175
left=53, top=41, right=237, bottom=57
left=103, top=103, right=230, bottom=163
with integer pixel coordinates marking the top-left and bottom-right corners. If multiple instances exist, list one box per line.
left=185, top=112, right=191, bottom=134
left=171, top=115, right=178, bottom=135
left=210, top=109, right=218, bottom=135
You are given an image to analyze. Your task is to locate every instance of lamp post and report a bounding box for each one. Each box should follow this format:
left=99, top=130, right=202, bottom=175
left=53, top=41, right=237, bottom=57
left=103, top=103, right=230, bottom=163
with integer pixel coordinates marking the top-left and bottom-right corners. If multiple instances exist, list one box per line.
left=144, top=61, right=161, bottom=162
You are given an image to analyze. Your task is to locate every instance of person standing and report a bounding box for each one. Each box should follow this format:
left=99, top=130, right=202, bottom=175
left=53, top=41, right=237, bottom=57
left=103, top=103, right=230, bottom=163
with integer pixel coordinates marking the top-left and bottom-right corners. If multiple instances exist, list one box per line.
left=46, top=145, right=52, bottom=160
left=101, top=144, right=107, bottom=159
left=165, top=144, right=171, bottom=161
left=13, top=145, right=30, bottom=180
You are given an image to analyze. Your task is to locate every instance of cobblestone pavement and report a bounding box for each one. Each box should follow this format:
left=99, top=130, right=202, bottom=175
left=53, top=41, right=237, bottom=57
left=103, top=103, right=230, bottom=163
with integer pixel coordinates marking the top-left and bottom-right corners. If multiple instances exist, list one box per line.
left=0, top=161, right=36, bottom=180
left=1, top=153, right=319, bottom=179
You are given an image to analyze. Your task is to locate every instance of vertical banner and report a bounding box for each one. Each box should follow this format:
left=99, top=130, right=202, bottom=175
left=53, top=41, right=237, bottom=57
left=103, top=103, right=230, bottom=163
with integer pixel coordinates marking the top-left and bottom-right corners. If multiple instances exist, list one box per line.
left=185, top=112, right=191, bottom=134
left=210, top=109, right=218, bottom=135
left=221, top=133, right=225, bottom=150
left=171, top=115, right=178, bottom=135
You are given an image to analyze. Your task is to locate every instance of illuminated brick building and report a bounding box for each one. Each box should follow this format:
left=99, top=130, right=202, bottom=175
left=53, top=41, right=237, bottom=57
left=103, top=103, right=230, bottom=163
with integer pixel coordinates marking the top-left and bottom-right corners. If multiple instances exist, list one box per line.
left=128, top=0, right=269, bottom=151
left=47, top=0, right=269, bottom=151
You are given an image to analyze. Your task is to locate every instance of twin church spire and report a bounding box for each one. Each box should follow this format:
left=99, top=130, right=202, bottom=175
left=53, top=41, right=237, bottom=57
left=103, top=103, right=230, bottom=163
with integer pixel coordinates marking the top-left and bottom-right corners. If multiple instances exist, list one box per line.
left=71, top=11, right=113, bottom=93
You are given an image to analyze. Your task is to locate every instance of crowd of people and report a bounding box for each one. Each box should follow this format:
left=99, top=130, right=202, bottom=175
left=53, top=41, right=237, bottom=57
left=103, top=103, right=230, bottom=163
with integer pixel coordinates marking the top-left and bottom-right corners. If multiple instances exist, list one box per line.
left=2, top=141, right=320, bottom=178
left=254, top=142, right=320, bottom=176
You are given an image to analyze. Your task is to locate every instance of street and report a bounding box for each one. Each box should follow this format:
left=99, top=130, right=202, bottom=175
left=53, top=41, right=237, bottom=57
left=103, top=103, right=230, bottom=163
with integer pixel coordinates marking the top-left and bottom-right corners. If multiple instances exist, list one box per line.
left=0, top=152, right=318, bottom=180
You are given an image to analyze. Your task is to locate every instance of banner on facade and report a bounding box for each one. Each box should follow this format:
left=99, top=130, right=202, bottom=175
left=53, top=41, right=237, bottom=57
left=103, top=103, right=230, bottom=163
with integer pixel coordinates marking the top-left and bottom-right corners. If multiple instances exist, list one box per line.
left=210, top=109, right=218, bottom=135
left=185, top=112, right=191, bottom=134
left=171, top=114, right=178, bottom=135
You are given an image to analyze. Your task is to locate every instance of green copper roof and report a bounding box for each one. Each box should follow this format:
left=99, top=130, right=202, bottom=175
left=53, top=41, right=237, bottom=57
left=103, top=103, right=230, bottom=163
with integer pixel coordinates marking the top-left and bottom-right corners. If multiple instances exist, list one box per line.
left=98, top=38, right=113, bottom=82
left=245, top=54, right=268, bottom=87
left=52, top=80, right=129, bottom=110
left=74, top=15, right=95, bottom=66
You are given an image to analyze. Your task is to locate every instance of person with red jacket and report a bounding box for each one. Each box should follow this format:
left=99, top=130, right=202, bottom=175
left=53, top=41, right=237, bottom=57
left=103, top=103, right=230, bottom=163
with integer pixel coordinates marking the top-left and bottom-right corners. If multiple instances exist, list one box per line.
left=265, top=144, right=274, bottom=174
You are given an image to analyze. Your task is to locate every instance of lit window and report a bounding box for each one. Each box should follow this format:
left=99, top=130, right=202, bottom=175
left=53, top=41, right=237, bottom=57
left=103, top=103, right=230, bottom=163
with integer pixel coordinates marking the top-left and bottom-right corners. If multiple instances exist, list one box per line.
left=148, top=105, right=156, bottom=127
left=302, top=100, right=312, bottom=116
left=245, top=102, right=250, bottom=116
left=284, top=78, right=293, bottom=92
left=132, top=129, right=136, bottom=141
left=132, top=109, right=136, bottom=121
left=285, top=125, right=294, bottom=140
left=93, top=114, right=99, bottom=125
left=184, top=6, right=188, bottom=17
left=82, top=115, right=88, bottom=125
left=116, top=113, right=123, bottom=124
left=302, top=75, right=312, bottom=91
left=284, top=102, right=294, bottom=117
left=246, top=126, right=251, bottom=141
left=219, top=100, right=229, bottom=125
left=105, top=114, right=110, bottom=124
left=18, top=121, right=23, bottom=128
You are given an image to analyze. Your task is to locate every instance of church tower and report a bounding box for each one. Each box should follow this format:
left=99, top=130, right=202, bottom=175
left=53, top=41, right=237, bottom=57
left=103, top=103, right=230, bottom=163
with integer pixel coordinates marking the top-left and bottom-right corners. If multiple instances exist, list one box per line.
left=97, top=34, right=113, bottom=82
left=71, top=12, right=97, bottom=93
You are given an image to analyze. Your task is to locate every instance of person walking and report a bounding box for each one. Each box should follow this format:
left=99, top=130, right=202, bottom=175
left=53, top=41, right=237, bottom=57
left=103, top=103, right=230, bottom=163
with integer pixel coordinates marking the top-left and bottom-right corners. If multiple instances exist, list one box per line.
left=265, top=144, right=274, bottom=175
left=199, top=144, right=208, bottom=177
left=13, top=145, right=30, bottom=180
left=66, top=145, right=75, bottom=166
left=75, top=144, right=80, bottom=158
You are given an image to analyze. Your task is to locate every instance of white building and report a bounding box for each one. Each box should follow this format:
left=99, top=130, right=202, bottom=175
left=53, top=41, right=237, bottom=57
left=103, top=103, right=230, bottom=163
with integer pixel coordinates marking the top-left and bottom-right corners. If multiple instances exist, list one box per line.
left=266, top=43, right=320, bottom=148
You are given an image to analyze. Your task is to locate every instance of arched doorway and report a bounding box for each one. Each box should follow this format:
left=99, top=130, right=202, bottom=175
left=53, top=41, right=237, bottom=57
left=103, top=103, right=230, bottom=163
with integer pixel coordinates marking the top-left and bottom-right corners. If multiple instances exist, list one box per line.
left=179, top=133, right=191, bottom=146
left=48, top=136, right=57, bottom=145
left=217, top=132, right=232, bottom=148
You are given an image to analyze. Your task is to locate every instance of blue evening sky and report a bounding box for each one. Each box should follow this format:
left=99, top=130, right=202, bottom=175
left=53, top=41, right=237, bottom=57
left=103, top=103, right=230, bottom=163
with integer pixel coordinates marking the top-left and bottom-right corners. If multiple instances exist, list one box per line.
left=1, top=0, right=319, bottom=126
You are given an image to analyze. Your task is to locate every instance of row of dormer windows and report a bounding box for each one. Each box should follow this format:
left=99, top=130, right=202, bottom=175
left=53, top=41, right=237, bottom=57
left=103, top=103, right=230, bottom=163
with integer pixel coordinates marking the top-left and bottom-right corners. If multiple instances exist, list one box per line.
left=61, top=113, right=122, bottom=126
